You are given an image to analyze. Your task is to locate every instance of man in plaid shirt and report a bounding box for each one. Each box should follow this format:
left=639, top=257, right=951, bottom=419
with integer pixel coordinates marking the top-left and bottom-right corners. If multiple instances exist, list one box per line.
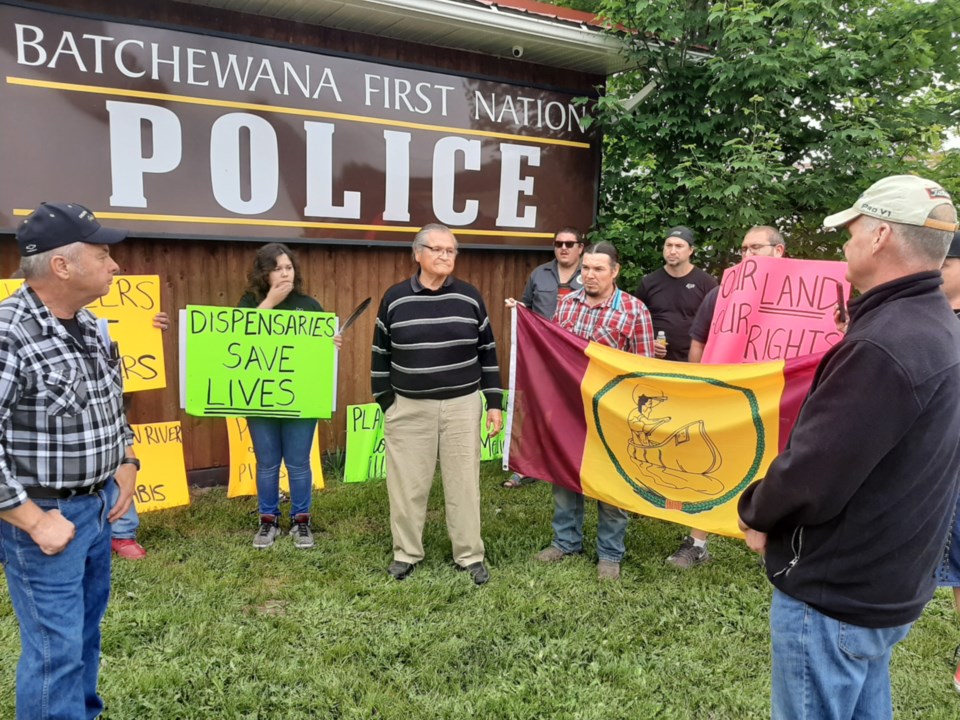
left=536, top=241, right=655, bottom=580
left=0, top=202, right=139, bottom=719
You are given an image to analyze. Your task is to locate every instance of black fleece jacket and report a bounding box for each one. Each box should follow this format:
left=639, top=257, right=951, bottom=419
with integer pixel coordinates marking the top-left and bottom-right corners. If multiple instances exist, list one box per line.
left=738, top=271, right=960, bottom=628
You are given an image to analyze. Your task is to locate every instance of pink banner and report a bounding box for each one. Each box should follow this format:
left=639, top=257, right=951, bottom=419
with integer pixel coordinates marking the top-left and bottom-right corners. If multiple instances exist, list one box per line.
left=701, top=256, right=850, bottom=364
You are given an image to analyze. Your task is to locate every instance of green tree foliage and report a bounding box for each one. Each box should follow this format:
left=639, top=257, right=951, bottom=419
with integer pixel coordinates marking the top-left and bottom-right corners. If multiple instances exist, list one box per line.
left=581, top=0, right=960, bottom=284
left=551, top=0, right=604, bottom=11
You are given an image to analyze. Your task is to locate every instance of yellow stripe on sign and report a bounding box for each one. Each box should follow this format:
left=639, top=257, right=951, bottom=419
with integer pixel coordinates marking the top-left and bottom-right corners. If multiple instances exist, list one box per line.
left=9, top=208, right=554, bottom=238
left=6, top=76, right=592, bottom=149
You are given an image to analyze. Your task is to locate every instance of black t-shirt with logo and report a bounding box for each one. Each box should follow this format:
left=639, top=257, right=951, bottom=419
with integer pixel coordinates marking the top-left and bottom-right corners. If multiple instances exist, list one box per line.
left=634, top=267, right=718, bottom=361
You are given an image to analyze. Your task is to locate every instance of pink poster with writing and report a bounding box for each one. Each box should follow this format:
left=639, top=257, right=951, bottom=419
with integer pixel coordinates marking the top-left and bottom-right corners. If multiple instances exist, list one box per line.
left=701, top=256, right=850, bottom=364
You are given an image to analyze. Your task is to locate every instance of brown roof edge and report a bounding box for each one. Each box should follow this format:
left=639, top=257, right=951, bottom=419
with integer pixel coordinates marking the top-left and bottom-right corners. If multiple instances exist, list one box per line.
left=468, top=1, right=712, bottom=56
left=469, top=0, right=606, bottom=29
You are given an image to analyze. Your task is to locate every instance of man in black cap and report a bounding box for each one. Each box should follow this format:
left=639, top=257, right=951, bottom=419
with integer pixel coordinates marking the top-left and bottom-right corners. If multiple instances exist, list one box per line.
left=634, top=226, right=717, bottom=362
left=664, top=226, right=787, bottom=569
left=0, top=202, right=139, bottom=718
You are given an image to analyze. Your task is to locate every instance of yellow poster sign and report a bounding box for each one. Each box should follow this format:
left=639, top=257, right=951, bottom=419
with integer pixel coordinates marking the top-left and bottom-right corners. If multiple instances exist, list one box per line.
left=130, top=421, right=190, bottom=513
left=0, top=275, right=166, bottom=392
left=225, top=417, right=325, bottom=498
left=0, top=279, right=24, bottom=299
left=86, top=275, right=166, bottom=392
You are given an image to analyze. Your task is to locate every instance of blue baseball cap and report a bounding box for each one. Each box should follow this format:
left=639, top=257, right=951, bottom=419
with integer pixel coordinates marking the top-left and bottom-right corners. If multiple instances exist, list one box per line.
left=15, top=202, right=127, bottom=257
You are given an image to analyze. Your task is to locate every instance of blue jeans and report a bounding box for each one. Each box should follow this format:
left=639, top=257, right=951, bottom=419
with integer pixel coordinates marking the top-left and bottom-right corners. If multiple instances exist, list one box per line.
left=938, top=493, right=960, bottom=586
left=0, top=491, right=112, bottom=720
left=770, top=588, right=912, bottom=720
left=550, top=485, right=629, bottom=562
left=106, top=477, right=139, bottom=540
left=247, top=417, right=317, bottom=518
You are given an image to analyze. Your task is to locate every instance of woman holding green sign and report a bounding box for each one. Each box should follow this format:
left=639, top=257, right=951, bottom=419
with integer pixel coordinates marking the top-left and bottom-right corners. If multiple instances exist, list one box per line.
left=239, top=242, right=340, bottom=550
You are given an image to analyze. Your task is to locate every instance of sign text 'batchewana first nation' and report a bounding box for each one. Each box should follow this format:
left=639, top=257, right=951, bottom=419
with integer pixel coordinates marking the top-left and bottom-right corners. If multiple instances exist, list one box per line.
left=0, top=3, right=599, bottom=248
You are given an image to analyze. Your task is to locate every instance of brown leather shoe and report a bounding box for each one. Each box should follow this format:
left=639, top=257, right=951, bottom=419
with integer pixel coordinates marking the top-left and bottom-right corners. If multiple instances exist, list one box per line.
left=537, top=546, right=577, bottom=562
left=597, top=560, right=621, bottom=581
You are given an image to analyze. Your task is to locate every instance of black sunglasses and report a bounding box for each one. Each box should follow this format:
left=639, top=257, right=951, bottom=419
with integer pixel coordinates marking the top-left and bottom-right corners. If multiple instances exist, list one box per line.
left=554, top=241, right=581, bottom=249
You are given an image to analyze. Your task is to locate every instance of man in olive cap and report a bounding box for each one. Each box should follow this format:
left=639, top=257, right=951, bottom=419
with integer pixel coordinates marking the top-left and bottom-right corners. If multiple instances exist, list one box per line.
left=738, top=176, right=960, bottom=717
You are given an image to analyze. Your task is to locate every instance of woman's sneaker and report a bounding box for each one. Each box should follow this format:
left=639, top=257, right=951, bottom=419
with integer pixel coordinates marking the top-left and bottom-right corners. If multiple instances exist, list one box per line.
left=290, top=514, right=315, bottom=550
left=253, top=515, right=280, bottom=549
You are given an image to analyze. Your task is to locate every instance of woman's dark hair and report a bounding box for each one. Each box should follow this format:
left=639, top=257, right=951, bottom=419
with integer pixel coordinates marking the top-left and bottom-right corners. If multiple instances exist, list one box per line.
left=245, top=242, right=303, bottom=302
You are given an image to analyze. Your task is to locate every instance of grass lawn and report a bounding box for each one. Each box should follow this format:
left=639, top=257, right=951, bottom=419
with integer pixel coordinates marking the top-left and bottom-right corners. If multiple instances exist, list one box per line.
left=1, top=461, right=959, bottom=719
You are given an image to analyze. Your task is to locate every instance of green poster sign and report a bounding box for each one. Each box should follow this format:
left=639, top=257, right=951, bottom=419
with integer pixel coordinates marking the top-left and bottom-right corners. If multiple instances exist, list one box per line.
left=344, top=403, right=385, bottom=483
left=185, top=305, right=337, bottom=418
left=344, top=393, right=507, bottom=483
left=480, top=392, right=507, bottom=461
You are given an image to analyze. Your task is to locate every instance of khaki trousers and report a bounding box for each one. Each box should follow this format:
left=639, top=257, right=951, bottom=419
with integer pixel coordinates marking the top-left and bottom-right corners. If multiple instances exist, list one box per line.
left=384, top=391, right=484, bottom=566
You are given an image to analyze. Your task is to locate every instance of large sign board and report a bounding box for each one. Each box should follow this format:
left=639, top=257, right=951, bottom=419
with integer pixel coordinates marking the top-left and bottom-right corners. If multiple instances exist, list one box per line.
left=0, top=3, right=600, bottom=248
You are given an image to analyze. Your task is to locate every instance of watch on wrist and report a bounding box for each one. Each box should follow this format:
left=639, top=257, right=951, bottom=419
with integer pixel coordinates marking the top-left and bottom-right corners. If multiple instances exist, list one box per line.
left=120, top=457, right=141, bottom=471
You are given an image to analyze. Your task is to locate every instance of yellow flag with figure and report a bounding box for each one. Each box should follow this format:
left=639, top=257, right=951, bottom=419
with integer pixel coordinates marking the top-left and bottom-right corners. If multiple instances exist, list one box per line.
left=505, top=306, right=819, bottom=537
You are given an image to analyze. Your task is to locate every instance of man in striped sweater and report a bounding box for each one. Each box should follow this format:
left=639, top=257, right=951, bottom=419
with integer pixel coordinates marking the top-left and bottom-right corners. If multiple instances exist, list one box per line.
left=372, top=223, right=503, bottom=585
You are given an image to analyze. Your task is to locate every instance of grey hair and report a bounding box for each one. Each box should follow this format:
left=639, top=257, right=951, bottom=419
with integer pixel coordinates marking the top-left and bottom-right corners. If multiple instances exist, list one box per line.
left=412, top=223, right=457, bottom=260
left=20, top=242, right=85, bottom=280
left=861, top=205, right=957, bottom=265
left=746, top=226, right=785, bottom=248
left=897, top=204, right=957, bottom=264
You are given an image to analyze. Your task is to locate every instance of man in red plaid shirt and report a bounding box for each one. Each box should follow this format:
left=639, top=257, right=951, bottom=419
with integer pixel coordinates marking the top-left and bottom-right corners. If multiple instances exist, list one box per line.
left=536, top=241, right=655, bottom=580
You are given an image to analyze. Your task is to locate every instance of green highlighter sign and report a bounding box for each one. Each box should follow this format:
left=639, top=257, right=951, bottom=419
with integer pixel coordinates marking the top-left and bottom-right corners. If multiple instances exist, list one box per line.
left=344, top=393, right=507, bottom=483
left=186, top=305, right=337, bottom=418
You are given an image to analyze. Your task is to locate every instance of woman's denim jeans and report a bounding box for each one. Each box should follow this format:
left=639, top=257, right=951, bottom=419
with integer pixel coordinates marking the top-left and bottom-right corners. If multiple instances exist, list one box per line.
left=247, top=416, right=317, bottom=518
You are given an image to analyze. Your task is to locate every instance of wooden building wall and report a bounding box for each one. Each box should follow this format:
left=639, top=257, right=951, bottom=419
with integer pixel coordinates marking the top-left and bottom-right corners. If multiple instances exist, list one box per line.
left=0, top=238, right=551, bottom=474
left=2, top=0, right=601, bottom=476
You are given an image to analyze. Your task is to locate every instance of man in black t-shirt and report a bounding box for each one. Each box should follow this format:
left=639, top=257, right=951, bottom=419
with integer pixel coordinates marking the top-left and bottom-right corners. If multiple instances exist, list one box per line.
left=668, top=226, right=786, bottom=569
left=634, top=226, right=717, bottom=362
